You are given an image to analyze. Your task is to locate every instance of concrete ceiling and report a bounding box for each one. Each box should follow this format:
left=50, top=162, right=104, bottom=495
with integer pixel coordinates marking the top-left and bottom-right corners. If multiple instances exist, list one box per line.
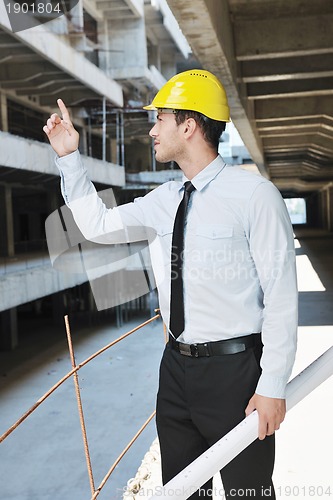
left=94, top=0, right=143, bottom=19
left=167, top=0, right=333, bottom=196
left=0, top=29, right=123, bottom=108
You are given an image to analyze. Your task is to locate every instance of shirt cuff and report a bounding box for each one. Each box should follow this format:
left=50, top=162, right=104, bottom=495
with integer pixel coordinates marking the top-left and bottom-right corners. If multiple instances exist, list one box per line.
left=55, top=149, right=82, bottom=173
left=256, top=373, right=289, bottom=399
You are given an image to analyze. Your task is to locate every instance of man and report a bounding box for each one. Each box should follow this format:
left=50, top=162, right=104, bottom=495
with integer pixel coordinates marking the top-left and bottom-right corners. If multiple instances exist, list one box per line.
left=44, top=69, right=298, bottom=499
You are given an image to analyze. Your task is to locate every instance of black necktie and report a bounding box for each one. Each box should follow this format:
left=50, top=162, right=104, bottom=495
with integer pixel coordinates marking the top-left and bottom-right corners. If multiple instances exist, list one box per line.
left=169, top=181, right=196, bottom=338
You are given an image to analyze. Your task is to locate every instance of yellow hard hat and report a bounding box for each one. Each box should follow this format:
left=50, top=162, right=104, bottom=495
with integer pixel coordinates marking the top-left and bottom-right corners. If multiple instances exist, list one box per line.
left=143, top=69, right=230, bottom=122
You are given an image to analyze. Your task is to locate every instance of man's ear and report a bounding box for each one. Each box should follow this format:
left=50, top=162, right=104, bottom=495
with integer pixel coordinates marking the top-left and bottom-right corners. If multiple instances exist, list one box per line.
left=182, top=117, right=197, bottom=139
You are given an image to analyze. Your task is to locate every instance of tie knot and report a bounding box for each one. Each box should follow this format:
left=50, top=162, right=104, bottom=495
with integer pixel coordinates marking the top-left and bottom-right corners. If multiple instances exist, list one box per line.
left=184, top=181, right=195, bottom=194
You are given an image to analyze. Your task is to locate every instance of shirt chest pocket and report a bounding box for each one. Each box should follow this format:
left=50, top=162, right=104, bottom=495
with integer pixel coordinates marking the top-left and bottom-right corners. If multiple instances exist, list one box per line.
left=156, top=225, right=174, bottom=261
left=156, top=225, right=173, bottom=238
left=194, top=224, right=234, bottom=265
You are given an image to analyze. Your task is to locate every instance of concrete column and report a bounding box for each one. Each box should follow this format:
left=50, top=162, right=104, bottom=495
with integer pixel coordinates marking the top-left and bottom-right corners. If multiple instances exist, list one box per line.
left=161, top=60, right=177, bottom=80
left=321, top=189, right=329, bottom=229
left=52, top=292, right=66, bottom=326
left=30, top=212, right=41, bottom=242
left=110, top=138, right=117, bottom=164
left=71, top=0, right=83, bottom=26
left=68, top=0, right=84, bottom=34
left=48, top=190, right=60, bottom=214
left=0, top=308, right=18, bottom=351
left=88, top=287, right=95, bottom=312
left=97, top=19, right=109, bottom=72
left=106, top=16, right=148, bottom=72
left=80, top=128, right=88, bottom=156
left=149, top=44, right=161, bottom=71
left=327, top=186, right=333, bottom=232
left=0, top=185, right=15, bottom=257
left=0, top=92, right=8, bottom=132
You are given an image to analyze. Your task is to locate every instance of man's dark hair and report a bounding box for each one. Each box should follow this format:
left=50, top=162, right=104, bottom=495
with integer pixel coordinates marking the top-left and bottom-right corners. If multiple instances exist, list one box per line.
left=174, top=110, right=226, bottom=151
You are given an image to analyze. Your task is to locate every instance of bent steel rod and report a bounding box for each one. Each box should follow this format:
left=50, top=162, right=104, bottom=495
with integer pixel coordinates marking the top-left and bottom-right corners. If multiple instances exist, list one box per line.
left=0, top=313, right=161, bottom=444
left=65, top=316, right=95, bottom=496
left=91, top=410, right=156, bottom=500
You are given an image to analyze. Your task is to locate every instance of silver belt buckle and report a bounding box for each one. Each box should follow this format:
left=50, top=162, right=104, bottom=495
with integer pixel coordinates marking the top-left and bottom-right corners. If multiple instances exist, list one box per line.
left=179, top=343, right=192, bottom=356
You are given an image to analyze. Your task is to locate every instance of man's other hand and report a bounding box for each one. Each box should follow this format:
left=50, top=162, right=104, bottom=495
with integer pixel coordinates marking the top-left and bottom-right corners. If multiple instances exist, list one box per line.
left=245, top=393, right=286, bottom=440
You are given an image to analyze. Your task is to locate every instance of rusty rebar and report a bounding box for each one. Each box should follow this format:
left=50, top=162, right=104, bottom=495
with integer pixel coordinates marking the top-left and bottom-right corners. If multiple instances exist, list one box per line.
left=0, top=313, right=160, bottom=444
left=65, top=315, right=95, bottom=496
left=91, top=411, right=156, bottom=500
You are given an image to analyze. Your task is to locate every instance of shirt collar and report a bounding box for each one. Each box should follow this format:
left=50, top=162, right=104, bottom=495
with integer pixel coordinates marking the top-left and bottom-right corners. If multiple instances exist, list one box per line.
left=181, top=154, right=226, bottom=192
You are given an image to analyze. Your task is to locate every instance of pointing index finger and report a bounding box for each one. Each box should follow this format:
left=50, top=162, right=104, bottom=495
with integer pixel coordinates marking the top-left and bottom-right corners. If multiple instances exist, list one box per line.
left=57, top=98, right=71, bottom=122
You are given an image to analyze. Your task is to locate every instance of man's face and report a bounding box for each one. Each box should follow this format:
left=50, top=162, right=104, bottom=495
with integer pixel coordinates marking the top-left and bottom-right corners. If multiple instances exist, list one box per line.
left=149, top=111, right=184, bottom=164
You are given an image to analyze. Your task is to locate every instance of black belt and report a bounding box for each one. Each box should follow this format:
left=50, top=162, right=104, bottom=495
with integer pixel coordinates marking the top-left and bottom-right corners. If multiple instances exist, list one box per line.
left=168, top=333, right=262, bottom=357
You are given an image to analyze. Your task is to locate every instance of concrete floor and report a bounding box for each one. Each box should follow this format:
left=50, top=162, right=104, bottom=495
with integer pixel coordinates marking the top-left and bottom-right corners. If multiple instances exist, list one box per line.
left=1, top=227, right=333, bottom=500
left=0, top=314, right=166, bottom=500
left=273, top=228, right=333, bottom=499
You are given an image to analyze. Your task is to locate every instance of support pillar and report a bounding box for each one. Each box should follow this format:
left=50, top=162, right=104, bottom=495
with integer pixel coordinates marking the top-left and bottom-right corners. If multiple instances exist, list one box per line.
left=0, top=308, right=18, bottom=351
left=52, top=292, right=66, bottom=326
left=80, top=128, right=88, bottom=157
left=48, top=190, right=60, bottom=214
left=110, top=138, right=118, bottom=164
left=0, top=185, right=15, bottom=257
left=106, top=15, right=148, bottom=73
left=0, top=92, right=8, bottom=132
left=327, top=186, right=333, bottom=232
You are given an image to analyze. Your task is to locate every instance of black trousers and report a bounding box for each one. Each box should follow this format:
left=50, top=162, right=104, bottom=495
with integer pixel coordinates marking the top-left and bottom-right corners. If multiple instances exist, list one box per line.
left=156, top=342, right=275, bottom=499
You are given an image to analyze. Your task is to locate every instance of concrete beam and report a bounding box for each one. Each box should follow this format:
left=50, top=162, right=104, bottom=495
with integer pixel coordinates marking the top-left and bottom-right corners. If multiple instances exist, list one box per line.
left=0, top=132, right=125, bottom=187
left=126, top=169, right=183, bottom=185
left=0, top=62, right=59, bottom=82
left=259, top=127, right=332, bottom=140
left=262, top=134, right=333, bottom=154
left=110, top=65, right=166, bottom=92
left=39, top=88, right=97, bottom=106
left=247, top=78, right=333, bottom=99
left=273, top=178, right=330, bottom=193
left=0, top=20, right=124, bottom=107
left=0, top=259, right=88, bottom=312
left=96, top=0, right=143, bottom=18
left=241, top=53, right=333, bottom=83
left=17, top=83, right=83, bottom=98
left=167, top=0, right=266, bottom=175
left=234, top=14, right=333, bottom=60
left=95, top=2, right=131, bottom=11
left=254, top=96, right=333, bottom=121
left=144, top=0, right=191, bottom=59
left=257, top=117, right=333, bottom=130
left=1, top=77, right=72, bottom=91
left=125, top=0, right=144, bottom=17
left=0, top=48, right=40, bottom=63
left=0, top=247, right=152, bottom=313
left=269, top=163, right=333, bottom=179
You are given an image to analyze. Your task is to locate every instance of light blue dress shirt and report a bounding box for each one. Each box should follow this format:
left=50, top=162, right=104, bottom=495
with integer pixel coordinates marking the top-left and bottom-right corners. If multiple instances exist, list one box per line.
left=56, top=150, right=298, bottom=399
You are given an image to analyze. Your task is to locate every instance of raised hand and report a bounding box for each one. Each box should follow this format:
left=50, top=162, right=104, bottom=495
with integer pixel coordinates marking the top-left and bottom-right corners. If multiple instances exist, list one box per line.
left=43, top=99, right=79, bottom=157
